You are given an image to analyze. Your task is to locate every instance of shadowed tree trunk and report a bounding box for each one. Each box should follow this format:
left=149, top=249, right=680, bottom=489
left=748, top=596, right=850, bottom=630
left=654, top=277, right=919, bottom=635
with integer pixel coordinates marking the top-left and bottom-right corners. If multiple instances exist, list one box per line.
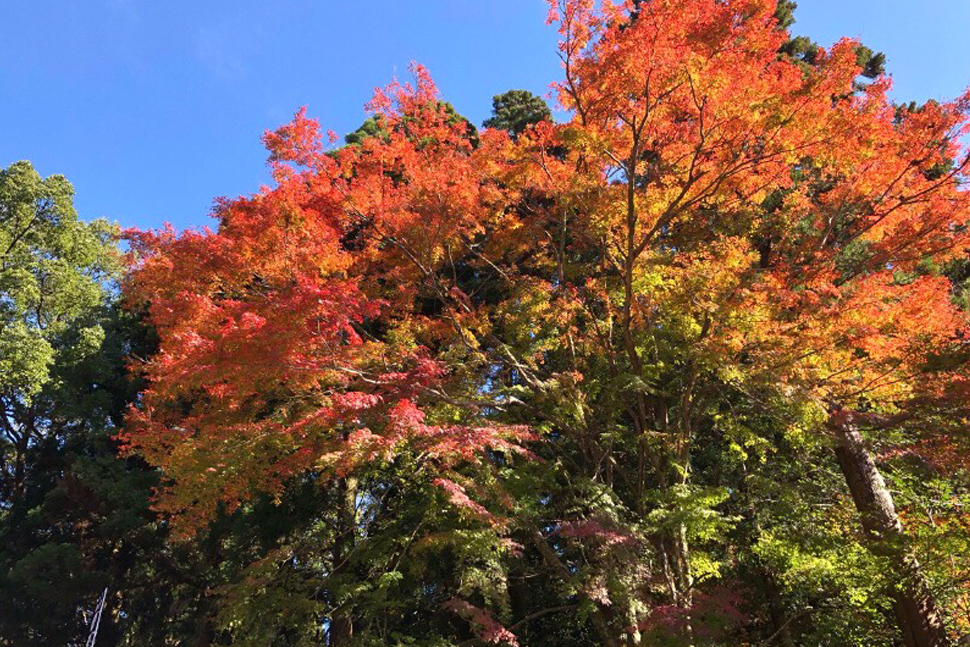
left=330, top=476, right=357, bottom=647
left=530, top=528, right=622, bottom=647
left=830, top=410, right=952, bottom=647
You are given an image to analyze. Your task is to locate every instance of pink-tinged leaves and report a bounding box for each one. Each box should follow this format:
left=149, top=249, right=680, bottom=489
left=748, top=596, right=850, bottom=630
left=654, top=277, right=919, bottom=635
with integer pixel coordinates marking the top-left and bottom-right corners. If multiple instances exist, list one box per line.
left=435, top=477, right=505, bottom=528
left=445, top=598, right=519, bottom=646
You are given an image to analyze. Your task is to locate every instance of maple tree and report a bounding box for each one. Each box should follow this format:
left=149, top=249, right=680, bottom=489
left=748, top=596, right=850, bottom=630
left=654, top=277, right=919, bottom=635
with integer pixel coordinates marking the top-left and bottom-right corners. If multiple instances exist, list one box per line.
left=111, top=1, right=970, bottom=646
left=122, top=67, right=535, bottom=645
left=491, top=1, right=970, bottom=644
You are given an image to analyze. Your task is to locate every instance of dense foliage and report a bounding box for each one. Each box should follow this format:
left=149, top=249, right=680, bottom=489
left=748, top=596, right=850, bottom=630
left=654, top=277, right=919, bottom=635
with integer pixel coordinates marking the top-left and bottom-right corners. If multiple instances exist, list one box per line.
left=4, top=2, right=970, bottom=646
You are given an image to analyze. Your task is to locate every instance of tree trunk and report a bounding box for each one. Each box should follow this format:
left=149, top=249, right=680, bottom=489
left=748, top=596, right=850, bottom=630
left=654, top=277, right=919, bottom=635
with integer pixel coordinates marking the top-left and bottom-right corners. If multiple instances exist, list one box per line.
left=330, top=476, right=357, bottom=647
left=760, top=567, right=796, bottom=647
left=508, top=559, right=530, bottom=642
left=529, top=529, right=621, bottom=647
left=11, top=430, right=27, bottom=502
left=830, top=411, right=952, bottom=647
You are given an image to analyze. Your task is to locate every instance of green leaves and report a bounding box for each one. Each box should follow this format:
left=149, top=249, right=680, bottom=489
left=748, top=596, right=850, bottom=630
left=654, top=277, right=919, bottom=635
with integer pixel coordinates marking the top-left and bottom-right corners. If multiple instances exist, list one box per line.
left=0, top=161, right=118, bottom=401
left=0, top=164, right=132, bottom=646
left=644, top=484, right=735, bottom=546
left=0, top=321, right=54, bottom=398
left=483, top=90, right=552, bottom=139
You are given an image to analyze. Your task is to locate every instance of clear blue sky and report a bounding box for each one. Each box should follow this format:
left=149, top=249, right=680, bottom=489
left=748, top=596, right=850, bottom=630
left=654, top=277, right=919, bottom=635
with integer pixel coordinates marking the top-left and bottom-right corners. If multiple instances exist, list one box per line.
left=1, top=1, right=968, bottom=232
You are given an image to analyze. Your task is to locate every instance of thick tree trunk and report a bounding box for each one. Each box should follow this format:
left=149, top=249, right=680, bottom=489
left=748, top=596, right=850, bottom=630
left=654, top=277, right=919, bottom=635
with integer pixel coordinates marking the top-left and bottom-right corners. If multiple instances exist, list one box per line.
left=761, top=567, right=796, bottom=647
left=672, top=523, right=695, bottom=647
left=830, top=411, right=951, bottom=647
left=508, top=559, right=530, bottom=642
left=330, top=476, right=357, bottom=647
left=10, top=431, right=27, bottom=502
left=530, top=529, right=621, bottom=647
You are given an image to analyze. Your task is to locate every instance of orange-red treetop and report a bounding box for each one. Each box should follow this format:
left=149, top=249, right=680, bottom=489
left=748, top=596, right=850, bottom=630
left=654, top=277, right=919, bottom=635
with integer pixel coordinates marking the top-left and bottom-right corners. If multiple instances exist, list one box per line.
left=538, top=0, right=970, bottom=409
left=123, top=0, right=970, bottom=535
left=123, top=67, right=529, bottom=530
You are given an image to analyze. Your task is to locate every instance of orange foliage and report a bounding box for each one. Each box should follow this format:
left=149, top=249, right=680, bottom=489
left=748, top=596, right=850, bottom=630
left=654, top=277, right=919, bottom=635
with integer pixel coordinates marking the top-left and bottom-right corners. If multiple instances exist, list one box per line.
left=123, top=66, right=528, bottom=530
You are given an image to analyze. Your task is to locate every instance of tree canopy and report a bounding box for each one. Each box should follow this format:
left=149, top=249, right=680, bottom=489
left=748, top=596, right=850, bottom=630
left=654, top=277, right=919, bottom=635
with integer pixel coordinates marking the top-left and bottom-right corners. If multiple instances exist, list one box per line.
left=4, top=2, right=970, bottom=647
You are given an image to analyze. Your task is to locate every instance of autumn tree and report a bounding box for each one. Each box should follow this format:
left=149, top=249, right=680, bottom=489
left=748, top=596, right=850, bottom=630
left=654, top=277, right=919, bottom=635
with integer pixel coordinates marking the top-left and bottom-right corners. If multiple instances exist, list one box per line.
left=120, top=2, right=970, bottom=646
left=123, top=69, right=533, bottom=646
left=485, top=0, right=970, bottom=644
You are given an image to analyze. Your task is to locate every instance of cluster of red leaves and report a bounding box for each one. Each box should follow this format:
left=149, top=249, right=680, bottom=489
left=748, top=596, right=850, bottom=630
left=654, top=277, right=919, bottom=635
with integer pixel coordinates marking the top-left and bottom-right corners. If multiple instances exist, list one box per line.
left=558, top=517, right=638, bottom=547
left=444, top=598, right=519, bottom=646
left=628, top=588, right=746, bottom=640
left=122, top=65, right=528, bottom=531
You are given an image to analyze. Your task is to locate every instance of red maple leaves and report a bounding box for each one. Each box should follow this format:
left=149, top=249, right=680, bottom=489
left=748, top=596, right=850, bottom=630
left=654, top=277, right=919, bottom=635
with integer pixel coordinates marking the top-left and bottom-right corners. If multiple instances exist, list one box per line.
left=122, top=66, right=528, bottom=531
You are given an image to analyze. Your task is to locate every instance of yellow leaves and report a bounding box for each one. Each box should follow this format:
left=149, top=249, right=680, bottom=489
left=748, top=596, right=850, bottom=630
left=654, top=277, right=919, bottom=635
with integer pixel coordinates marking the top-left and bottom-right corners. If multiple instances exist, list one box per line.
left=690, top=551, right=723, bottom=584
left=652, top=237, right=759, bottom=316
left=631, top=258, right=667, bottom=294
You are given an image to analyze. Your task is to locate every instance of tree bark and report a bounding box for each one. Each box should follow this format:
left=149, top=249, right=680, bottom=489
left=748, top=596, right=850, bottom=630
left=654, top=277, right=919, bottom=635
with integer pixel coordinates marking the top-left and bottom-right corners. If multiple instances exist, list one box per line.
left=330, top=476, right=357, bottom=647
left=830, top=410, right=952, bottom=647
left=529, top=528, right=621, bottom=647
left=760, top=567, right=796, bottom=647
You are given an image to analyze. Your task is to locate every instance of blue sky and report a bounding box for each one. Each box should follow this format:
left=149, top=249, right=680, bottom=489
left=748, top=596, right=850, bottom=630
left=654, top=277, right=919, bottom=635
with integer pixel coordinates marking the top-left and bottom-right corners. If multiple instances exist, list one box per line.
left=1, top=0, right=968, bottom=232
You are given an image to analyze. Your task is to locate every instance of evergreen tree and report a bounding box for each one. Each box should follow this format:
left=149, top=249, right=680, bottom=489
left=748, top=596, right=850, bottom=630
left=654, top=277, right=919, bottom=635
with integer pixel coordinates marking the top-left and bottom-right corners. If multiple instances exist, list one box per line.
left=483, top=90, right=552, bottom=139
